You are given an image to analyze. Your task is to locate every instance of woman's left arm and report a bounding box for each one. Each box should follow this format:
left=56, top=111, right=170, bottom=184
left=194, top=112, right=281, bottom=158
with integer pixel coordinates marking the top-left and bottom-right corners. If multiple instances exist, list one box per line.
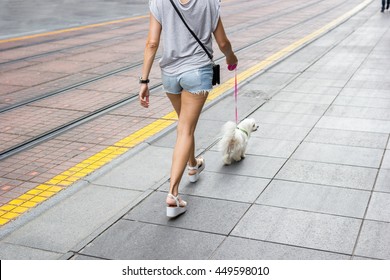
left=139, top=13, right=162, bottom=108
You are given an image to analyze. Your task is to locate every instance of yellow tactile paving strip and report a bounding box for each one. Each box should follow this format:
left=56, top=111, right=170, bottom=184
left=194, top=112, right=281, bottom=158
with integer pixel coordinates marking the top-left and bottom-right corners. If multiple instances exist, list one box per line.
left=0, top=0, right=372, bottom=227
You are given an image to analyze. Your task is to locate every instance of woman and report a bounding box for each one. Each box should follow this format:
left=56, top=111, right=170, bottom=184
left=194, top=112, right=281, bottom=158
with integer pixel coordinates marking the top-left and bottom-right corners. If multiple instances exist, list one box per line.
left=139, top=0, right=238, bottom=218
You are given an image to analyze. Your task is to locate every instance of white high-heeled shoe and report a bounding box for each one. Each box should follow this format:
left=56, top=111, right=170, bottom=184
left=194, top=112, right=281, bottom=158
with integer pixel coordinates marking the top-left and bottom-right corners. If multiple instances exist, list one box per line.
left=188, top=157, right=205, bottom=183
left=166, top=193, right=187, bottom=218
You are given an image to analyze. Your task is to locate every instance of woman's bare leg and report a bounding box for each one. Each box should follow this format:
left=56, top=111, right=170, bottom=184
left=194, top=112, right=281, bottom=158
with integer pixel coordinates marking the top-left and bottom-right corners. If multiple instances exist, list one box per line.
left=166, top=90, right=208, bottom=196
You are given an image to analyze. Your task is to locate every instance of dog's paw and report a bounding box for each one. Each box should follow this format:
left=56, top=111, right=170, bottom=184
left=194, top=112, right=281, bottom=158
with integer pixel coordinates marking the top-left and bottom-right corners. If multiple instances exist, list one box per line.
left=223, top=157, right=232, bottom=165
left=233, top=155, right=242, bottom=162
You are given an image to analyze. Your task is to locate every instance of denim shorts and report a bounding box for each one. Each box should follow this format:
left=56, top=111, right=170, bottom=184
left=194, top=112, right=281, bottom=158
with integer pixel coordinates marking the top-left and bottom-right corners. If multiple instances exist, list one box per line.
left=162, top=64, right=213, bottom=94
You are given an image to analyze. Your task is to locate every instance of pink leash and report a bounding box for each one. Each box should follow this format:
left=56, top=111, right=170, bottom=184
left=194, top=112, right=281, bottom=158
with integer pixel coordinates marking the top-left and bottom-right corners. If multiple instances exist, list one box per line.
left=234, top=68, right=239, bottom=124
left=228, top=64, right=239, bottom=124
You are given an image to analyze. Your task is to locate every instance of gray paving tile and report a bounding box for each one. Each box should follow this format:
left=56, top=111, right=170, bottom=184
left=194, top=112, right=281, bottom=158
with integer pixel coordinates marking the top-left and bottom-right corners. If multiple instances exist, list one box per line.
left=125, top=191, right=249, bottom=235
left=272, top=91, right=337, bottom=104
left=292, top=142, right=383, bottom=168
left=309, top=56, right=365, bottom=74
left=272, top=47, right=323, bottom=64
left=159, top=171, right=270, bottom=203
left=243, top=138, right=299, bottom=158
left=284, top=77, right=345, bottom=93
left=360, top=58, right=390, bottom=73
left=327, top=105, right=390, bottom=121
left=0, top=242, right=62, bottom=260
left=340, top=88, right=390, bottom=99
left=251, top=111, right=321, bottom=127
left=283, top=79, right=348, bottom=96
left=366, top=192, right=390, bottom=223
left=2, top=185, right=143, bottom=253
left=316, top=116, right=390, bottom=134
left=351, top=72, right=390, bottom=83
left=375, top=169, right=390, bottom=193
left=212, top=236, right=349, bottom=260
left=270, top=61, right=309, bottom=74
left=275, top=159, right=377, bottom=190
left=298, top=70, right=354, bottom=81
left=259, top=100, right=329, bottom=115
left=80, top=220, right=225, bottom=259
left=254, top=123, right=311, bottom=141
left=241, top=83, right=283, bottom=96
left=346, top=80, right=390, bottom=91
left=355, top=220, right=390, bottom=259
left=231, top=205, right=361, bottom=254
left=247, top=72, right=296, bottom=87
left=305, top=128, right=388, bottom=149
left=93, top=145, right=172, bottom=191
left=256, top=180, right=370, bottom=218
left=333, top=96, right=390, bottom=109
left=382, top=150, right=390, bottom=169
left=206, top=151, right=286, bottom=179
left=354, top=65, right=390, bottom=76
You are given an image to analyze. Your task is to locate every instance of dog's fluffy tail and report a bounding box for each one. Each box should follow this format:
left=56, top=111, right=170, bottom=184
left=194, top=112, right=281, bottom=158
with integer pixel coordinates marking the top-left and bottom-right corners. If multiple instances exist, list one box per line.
left=219, top=121, right=237, bottom=164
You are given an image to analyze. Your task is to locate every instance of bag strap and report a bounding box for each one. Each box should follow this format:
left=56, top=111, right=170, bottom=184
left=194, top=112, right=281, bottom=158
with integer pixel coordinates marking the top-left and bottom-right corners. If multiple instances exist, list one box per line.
left=169, top=0, right=213, bottom=60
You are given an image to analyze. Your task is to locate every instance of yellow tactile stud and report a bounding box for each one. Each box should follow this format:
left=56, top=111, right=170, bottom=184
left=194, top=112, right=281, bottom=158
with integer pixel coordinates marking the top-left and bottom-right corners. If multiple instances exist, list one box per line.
left=0, top=218, right=9, bottom=225
left=21, top=201, right=37, bottom=208
left=48, top=186, right=62, bottom=192
left=36, top=185, right=52, bottom=191
left=8, top=199, right=25, bottom=206
left=2, top=212, right=19, bottom=219
left=18, top=194, right=34, bottom=200
left=0, top=205, right=16, bottom=212
left=30, top=196, right=46, bottom=203
left=26, top=189, right=43, bottom=195
left=11, top=207, right=29, bottom=214
left=39, top=192, right=55, bottom=198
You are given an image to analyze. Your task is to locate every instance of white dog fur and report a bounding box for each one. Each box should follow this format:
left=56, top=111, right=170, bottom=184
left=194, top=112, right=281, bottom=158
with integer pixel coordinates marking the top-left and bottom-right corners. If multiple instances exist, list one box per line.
left=219, top=118, right=258, bottom=165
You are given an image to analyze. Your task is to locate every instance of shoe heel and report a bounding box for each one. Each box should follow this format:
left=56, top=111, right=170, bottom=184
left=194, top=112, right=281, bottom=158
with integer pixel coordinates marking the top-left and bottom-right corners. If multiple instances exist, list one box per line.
left=167, top=206, right=186, bottom=218
left=188, top=173, right=199, bottom=183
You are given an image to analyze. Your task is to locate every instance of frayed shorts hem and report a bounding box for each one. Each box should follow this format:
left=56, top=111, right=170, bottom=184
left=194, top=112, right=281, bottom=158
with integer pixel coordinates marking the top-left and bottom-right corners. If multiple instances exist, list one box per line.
left=166, top=89, right=211, bottom=95
left=188, top=89, right=211, bottom=95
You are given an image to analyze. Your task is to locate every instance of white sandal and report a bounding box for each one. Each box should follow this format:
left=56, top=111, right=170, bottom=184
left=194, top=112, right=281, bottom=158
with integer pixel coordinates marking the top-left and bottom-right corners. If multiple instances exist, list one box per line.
left=166, top=194, right=187, bottom=218
left=188, top=157, right=205, bottom=183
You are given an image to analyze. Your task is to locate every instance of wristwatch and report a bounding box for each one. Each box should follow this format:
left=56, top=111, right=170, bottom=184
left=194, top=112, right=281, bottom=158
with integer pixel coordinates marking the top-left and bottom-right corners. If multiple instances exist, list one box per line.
left=139, top=77, right=150, bottom=84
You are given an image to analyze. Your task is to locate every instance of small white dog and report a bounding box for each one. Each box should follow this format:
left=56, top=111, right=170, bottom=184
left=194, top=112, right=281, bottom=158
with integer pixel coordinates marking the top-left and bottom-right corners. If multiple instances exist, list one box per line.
left=219, top=118, right=258, bottom=165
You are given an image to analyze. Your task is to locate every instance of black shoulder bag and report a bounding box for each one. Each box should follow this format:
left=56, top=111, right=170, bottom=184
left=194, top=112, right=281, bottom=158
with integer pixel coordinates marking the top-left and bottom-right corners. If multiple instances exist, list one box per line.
left=169, top=0, right=220, bottom=85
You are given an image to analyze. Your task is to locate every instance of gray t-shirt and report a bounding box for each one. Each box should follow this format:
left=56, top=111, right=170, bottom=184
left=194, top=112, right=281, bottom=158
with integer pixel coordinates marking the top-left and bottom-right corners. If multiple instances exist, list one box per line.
left=149, top=0, right=220, bottom=75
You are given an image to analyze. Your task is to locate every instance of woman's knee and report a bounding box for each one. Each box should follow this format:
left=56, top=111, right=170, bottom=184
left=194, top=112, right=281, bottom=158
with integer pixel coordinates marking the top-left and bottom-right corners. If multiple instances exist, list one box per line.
left=177, top=122, right=196, bottom=137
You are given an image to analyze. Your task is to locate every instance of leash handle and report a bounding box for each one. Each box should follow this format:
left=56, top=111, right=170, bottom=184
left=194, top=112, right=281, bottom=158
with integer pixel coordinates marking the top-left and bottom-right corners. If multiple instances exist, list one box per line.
left=234, top=68, right=239, bottom=124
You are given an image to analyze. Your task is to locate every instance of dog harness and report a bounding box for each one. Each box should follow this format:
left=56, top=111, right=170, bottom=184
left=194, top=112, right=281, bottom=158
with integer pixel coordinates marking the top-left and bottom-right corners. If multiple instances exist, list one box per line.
left=236, top=127, right=249, bottom=137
